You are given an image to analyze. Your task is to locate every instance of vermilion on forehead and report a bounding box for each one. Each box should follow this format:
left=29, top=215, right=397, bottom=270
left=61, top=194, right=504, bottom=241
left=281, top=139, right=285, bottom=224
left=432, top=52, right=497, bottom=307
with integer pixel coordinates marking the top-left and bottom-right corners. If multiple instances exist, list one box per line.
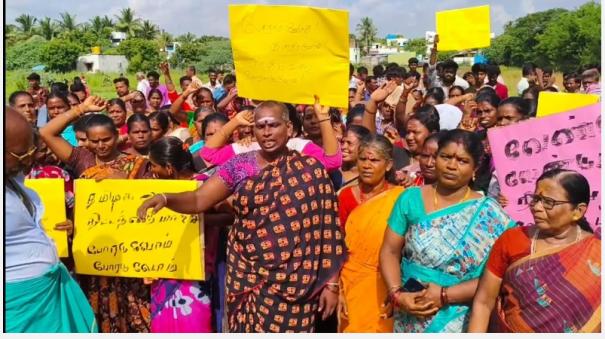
left=535, top=178, right=568, bottom=199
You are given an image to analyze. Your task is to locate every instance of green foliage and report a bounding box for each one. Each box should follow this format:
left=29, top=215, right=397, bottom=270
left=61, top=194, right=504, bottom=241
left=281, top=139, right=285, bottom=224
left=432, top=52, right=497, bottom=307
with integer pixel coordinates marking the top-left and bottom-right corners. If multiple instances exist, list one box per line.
left=170, top=42, right=207, bottom=68
left=483, top=2, right=600, bottom=72
left=6, top=35, right=48, bottom=70
left=40, top=38, right=83, bottom=72
left=404, top=38, right=426, bottom=57
left=194, top=39, right=233, bottom=71
left=356, top=17, right=378, bottom=56
left=117, top=38, right=162, bottom=73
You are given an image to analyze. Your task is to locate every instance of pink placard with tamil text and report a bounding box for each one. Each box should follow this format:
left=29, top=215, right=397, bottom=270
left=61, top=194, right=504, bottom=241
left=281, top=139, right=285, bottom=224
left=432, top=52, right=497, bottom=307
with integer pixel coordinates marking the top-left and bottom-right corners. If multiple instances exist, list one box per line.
left=488, top=103, right=601, bottom=232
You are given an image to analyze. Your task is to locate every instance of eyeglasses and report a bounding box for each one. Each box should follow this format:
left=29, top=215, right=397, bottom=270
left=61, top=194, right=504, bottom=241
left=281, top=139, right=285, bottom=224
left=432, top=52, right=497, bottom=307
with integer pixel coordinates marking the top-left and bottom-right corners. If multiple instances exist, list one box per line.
left=525, top=193, right=571, bottom=210
left=8, top=145, right=37, bottom=162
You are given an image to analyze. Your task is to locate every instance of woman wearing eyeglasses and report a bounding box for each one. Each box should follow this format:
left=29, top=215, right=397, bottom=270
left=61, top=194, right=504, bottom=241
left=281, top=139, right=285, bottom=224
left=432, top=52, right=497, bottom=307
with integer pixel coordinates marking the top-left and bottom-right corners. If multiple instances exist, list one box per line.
left=469, top=169, right=601, bottom=333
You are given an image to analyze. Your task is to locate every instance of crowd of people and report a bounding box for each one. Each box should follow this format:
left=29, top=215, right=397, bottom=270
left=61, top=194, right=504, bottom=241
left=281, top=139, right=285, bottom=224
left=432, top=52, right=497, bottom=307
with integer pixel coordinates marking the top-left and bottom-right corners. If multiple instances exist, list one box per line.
left=5, top=34, right=602, bottom=333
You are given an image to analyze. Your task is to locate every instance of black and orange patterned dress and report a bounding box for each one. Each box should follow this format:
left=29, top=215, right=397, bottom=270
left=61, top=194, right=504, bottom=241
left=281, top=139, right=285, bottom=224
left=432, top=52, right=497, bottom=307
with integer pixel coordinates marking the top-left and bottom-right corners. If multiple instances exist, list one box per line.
left=216, top=150, right=347, bottom=332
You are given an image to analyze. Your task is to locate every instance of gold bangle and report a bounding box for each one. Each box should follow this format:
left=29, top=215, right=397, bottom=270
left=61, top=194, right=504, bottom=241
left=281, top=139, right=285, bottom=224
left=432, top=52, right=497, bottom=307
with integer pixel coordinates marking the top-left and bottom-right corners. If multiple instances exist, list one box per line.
left=318, top=118, right=331, bottom=123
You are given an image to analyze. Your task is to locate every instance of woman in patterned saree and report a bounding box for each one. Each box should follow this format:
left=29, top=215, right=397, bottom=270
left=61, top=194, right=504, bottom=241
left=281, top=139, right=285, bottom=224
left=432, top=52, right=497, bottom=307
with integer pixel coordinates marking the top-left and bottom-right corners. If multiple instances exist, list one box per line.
left=138, top=100, right=347, bottom=333
left=379, top=129, right=515, bottom=333
left=469, top=169, right=601, bottom=333
left=338, top=134, right=402, bottom=332
left=40, top=96, right=153, bottom=332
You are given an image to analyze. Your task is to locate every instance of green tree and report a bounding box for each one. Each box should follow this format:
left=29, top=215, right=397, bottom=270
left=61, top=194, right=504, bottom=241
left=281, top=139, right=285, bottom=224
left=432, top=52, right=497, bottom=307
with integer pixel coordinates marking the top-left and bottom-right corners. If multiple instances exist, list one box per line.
left=356, top=17, right=378, bottom=56
left=57, top=12, right=79, bottom=33
left=6, top=35, right=48, bottom=70
left=40, top=38, right=83, bottom=72
left=536, top=2, right=600, bottom=72
left=404, top=38, right=427, bottom=57
left=101, top=15, right=114, bottom=28
left=115, top=8, right=142, bottom=37
left=117, top=38, right=162, bottom=72
left=5, top=24, right=21, bottom=47
left=176, top=32, right=197, bottom=44
left=137, top=20, right=159, bottom=40
left=15, top=14, right=37, bottom=36
left=38, top=17, right=58, bottom=40
left=170, top=42, right=206, bottom=68
left=194, top=39, right=233, bottom=71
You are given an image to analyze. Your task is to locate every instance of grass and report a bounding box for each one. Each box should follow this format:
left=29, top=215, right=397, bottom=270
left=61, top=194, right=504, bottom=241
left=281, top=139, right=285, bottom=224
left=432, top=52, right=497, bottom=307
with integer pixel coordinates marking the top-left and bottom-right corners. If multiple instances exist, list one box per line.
left=4, top=69, right=209, bottom=101
left=5, top=66, right=564, bottom=102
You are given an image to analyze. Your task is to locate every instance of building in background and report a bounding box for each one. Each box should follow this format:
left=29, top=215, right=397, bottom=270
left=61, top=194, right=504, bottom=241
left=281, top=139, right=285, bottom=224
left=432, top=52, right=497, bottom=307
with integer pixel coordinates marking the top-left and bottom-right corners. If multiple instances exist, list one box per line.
left=385, top=34, right=409, bottom=48
left=349, top=37, right=361, bottom=64
left=76, top=54, right=129, bottom=73
left=110, top=32, right=127, bottom=47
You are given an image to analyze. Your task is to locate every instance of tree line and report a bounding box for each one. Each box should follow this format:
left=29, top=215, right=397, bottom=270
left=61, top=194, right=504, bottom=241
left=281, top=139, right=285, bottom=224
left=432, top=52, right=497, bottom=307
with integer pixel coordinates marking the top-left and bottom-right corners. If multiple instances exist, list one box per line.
left=5, top=8, right=233, bottom=73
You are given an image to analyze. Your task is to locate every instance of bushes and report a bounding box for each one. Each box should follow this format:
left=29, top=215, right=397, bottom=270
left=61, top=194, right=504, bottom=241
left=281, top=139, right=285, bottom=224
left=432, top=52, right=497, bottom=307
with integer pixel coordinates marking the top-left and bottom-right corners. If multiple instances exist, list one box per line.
left=6, top=35, right=48, bottom=70
left=117, top=38, right=162, bottom=73
left=40, top=38, right=84, bottom=72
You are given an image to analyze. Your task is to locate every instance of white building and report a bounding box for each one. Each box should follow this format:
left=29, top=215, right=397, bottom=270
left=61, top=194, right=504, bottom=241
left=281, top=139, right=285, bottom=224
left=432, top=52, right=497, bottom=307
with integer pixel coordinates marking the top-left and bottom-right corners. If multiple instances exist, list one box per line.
left=386, top=34, right=408, bottom=47
left=110, top=32, right=127, bottom=46
left=349, top=38, right=361, bottom=64
left=77, top=54, right=129, bottom=73
left=369, top=43, right=399, bottom=55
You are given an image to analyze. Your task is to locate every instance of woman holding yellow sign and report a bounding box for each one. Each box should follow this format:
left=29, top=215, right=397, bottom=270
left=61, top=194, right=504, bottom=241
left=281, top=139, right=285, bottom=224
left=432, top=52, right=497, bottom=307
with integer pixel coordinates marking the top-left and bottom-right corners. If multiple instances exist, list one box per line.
left=138, top=100, right=346, bottom=333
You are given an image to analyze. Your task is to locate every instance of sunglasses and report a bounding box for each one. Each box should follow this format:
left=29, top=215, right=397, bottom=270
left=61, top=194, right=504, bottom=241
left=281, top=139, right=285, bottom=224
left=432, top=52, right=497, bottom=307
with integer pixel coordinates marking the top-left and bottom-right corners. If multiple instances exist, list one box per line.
left=525, top=193, right=572, bottom=210
left=9, top=145, right=37, bottom=162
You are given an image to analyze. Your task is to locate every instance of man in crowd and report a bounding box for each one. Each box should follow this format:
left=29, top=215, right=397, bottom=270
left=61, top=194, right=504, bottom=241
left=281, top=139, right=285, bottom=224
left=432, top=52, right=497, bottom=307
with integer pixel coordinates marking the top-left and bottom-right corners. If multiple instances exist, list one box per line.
left=26, top=73, right=49, bottom=110
left=146, top=70, right=171, bottom=106
left=517, top=62, right=538, bottom=95
left=5, top=107, right=97, bottom=333
left=8, top=91, right=37, bottom=125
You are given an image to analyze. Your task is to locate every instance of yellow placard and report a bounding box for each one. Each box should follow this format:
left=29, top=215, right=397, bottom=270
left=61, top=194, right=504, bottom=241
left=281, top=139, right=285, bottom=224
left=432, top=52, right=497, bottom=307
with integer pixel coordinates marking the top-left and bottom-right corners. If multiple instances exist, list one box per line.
left=73, top=179, right=204, bottom=280
left=536, top=92, right=600, bottom=117
left=24, top=178, right=69, bottom=257
left=229, top=5, right=350, bottom=108
left=436, top=5, right=491, bottom=51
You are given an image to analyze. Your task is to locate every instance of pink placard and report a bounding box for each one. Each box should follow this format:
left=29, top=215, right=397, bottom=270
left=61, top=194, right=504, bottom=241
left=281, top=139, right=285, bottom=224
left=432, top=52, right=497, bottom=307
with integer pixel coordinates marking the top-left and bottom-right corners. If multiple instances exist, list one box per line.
left=487, top=103, right=601, bottom=232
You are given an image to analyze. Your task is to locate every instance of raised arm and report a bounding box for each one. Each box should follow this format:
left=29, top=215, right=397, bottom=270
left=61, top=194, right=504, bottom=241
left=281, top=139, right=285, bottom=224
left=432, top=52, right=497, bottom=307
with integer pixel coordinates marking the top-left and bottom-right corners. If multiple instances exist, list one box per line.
left=429, top=34, right=439, bottom=66
left=160, top=62, right=176, bottom=93
left=446, top=93, right=475, bottom=106
left=204, top=110, right=253, bottom=149
left=137, top=175, right=232, bottom=218
left=351, top=80, right=366, bottom=107
left=217, top=87, right=238, bottom=111
left=313, top=95, right=339, bottom=156
left=168, top=82, right=200, bottom=123
left=363, top=80, right=399, bottom=134
left=39, top=96, right=107, bottom=163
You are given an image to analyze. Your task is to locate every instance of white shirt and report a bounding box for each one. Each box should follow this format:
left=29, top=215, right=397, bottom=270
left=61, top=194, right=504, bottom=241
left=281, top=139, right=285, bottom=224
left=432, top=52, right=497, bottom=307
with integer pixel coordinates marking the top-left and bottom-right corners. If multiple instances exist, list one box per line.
left=517, top=77, right=530, bottom=96
left=137, top=79, right=150, bottom=94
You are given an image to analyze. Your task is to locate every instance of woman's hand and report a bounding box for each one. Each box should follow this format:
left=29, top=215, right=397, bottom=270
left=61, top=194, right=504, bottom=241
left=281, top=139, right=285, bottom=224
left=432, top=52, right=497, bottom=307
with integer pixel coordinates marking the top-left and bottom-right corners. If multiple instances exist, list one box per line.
left=497, top=193, right=508, bottom=208
left=370, top=80, right=399, bottom=103
left=395, top=170, right=414, bottom=188
left=337, top=288, right=349, bottom=321
left=137, top=194, right=167, bottom=220
left=234, top=110, right=254, bottom=127
left=384, top=125, right=401, bottom=145
left=395, top=290, right=439, bottom=317
left=81, top=95, right=107, bottom=114
left=236, top=136, right=253, bottom=147
left=318, top=286, right=339, bottom=320
left=313, top=95, right=330, bottom=120
left=416, top=283, right=444, bottom=310
left=54, top=219, right=74, bottom=236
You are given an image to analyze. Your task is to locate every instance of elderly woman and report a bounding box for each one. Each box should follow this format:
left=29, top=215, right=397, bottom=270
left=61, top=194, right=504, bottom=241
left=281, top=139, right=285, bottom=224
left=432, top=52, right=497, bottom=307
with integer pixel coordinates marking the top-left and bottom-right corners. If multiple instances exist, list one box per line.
left=138, top=100, right=346, bottom=333
left=379, top=129, right=515, bottom=333
left=469, top=169, right=601, bottom=333
left=338, top=135, right=403, bottom=332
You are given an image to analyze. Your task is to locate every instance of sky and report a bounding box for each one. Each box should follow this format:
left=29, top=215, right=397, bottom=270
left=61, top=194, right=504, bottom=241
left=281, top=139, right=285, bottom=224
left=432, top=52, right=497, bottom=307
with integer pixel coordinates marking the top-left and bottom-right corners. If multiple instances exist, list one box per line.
left=5, top=0, right=594, bottom=39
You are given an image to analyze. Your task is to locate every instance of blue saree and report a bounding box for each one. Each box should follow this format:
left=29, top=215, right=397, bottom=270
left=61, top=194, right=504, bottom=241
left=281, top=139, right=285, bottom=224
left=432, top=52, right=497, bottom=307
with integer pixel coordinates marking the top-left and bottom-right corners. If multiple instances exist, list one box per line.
left=388, top=186, right=515, bottom=333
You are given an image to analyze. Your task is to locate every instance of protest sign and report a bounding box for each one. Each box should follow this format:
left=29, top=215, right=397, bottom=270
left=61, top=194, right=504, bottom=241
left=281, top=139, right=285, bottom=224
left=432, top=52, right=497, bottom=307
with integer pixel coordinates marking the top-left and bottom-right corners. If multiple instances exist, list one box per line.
left=536, top=91, right=600, bottom=117
left=73, top=180, right=204, bottom=280
left=24, top=178, right=69, bottom=257
left=436, top=5, right=491, bottom=51
left=229, top=4, right=349, bottom=108
left=488, top=103, right=601, bottom=231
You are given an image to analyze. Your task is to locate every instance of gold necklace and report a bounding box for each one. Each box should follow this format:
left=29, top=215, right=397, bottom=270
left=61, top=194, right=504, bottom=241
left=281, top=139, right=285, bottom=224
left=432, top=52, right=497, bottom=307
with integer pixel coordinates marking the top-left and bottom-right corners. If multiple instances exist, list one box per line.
left=433, top=185, right=471, bottom=210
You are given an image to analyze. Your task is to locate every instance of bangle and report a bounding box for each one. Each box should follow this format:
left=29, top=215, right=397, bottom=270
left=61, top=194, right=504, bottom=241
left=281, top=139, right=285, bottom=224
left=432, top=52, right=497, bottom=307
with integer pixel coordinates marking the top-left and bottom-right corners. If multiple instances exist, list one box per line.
left=158, top=193, right=168, bottom=205
left=389, top=288, right=404, bottom=307
left=440, top=287, right=449, bottom=306
left=365, top=110, right=377, bottom=115
left=388, top=285, right=402, bottom=293
left=318, top=117, right=331, bottom=123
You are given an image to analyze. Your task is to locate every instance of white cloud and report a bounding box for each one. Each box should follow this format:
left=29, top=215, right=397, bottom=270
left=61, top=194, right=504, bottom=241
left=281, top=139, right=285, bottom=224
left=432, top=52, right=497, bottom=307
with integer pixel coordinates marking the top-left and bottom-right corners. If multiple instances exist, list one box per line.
left=521, top=0, right=537, bottom=14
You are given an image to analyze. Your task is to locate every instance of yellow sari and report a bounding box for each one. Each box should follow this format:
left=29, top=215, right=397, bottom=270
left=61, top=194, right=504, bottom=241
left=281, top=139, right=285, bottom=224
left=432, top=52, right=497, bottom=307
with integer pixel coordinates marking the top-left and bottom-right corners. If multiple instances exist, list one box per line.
left=339, top=186, right=404, bottom=333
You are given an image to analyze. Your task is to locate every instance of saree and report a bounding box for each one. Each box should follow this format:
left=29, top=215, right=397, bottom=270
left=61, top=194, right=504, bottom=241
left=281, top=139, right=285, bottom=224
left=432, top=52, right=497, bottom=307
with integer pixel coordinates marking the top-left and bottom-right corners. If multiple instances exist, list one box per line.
left=339, top=186, right=404, bottom=333
left=388, top=187, right=514, bottom=333
left=225, top=150, right=347, bottom=332
left=79, top=154, right=152, bottom=332
left=5, top=263, right=97, bottom=333
left=491, top=236, right=601, bottom=333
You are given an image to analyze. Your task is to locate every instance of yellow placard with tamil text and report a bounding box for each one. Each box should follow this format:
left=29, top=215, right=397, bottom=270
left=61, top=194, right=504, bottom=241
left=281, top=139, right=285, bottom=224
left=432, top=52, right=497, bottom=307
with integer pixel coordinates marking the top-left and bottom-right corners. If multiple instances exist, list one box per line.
left=537, top=91, right=600, bottom=117
left=436, top=5, right=491, bottom=51
left=229, top=5, right=350, bottom=108
left=73, top=179, right=204, bottom=280
left=24, top=178, right=69, bottom=257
